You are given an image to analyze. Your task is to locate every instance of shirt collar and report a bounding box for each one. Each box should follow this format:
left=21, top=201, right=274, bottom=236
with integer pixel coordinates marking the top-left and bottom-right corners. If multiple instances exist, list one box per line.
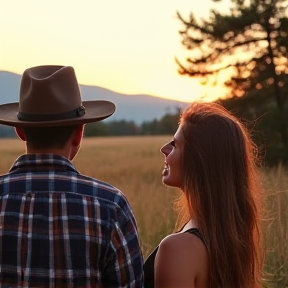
left=9, top=154, right=79, bottom=174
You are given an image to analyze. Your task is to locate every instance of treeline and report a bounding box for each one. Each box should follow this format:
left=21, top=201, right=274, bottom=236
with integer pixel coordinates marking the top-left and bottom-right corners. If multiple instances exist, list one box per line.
left=0, top=101, right=287, bottom=167
left=0, top=112, right=180, bottom=139
left=84, top=113, right=179, bottom=136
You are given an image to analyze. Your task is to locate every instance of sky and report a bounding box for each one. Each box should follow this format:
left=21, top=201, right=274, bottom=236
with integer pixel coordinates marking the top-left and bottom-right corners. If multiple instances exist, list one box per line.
left=0, top=0, right=231, bottom=103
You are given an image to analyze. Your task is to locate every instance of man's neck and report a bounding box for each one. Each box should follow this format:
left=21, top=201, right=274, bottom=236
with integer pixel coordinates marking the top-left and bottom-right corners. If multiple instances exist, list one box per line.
left=26, top=147, right=70, bottom=159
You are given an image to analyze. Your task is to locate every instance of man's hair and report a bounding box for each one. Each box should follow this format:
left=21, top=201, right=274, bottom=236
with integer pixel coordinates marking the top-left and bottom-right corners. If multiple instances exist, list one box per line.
left=23, top=125, right=79, bottom=149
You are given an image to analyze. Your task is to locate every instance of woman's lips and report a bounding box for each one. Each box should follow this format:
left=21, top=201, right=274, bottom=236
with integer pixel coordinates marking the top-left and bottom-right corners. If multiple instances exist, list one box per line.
left=162, top=163, right=169, bottom=176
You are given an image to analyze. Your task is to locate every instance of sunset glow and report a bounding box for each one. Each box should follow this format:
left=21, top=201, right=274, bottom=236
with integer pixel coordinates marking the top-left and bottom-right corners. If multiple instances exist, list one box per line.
left=0, top=0, right=231, bottom=103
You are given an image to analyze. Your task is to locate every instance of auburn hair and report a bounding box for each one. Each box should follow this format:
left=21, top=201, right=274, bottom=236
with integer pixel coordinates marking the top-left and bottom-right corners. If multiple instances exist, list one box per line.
left=178, top=101, right=263, bottom=288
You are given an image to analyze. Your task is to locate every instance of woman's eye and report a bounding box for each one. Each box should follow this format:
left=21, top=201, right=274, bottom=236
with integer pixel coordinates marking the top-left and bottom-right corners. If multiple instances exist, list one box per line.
left=170, top=140, right=175, bottom=147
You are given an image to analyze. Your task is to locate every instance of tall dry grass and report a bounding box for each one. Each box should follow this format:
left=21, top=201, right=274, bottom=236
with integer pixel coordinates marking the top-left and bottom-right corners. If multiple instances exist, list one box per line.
left=1, top=136, right=288, bottom=286
left=261, top=164, right=288, bottom=288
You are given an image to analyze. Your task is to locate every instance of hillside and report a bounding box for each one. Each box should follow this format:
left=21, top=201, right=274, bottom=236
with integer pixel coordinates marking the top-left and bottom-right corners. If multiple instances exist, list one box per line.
left=0, top=71, right=189, bottom=124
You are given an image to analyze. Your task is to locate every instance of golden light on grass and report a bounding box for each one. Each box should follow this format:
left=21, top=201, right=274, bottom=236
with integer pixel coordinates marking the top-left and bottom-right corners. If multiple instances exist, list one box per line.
left=1, top=136, right=288, bottom=285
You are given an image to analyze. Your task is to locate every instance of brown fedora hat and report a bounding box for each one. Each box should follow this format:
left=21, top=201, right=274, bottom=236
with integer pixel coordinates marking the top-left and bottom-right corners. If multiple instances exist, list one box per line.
left=0, top=65, right=116, bottom=127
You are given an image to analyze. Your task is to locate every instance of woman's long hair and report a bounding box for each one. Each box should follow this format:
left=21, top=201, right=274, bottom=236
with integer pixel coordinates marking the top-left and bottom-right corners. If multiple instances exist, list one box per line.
left=178, top=101, right=263, bottom=288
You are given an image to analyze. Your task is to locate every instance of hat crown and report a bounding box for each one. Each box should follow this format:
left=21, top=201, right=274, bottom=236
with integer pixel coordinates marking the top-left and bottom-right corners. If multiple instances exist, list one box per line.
left=19, top=65, right=82, bottom=115
left=0, top=64, right=115, bottom=127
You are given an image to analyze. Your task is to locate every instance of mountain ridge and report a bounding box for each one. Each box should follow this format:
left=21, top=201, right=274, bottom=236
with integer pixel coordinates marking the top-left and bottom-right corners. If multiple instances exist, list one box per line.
left=0, top=71, right=189, bottom=124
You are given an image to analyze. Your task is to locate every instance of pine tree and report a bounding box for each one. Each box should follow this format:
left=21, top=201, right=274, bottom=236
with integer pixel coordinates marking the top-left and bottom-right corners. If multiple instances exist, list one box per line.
left=176, top=0, right=288, bottom=165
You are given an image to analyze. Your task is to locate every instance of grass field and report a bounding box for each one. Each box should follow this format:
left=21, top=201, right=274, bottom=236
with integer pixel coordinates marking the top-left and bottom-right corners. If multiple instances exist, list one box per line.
left=0, top=136, right=288, bottom=287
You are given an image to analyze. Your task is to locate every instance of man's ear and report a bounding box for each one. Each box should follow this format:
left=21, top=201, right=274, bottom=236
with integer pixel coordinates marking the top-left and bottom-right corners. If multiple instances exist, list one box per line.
left=72, top=125, right=84, bottom=146
left=15, top=127, right=26, bottom=141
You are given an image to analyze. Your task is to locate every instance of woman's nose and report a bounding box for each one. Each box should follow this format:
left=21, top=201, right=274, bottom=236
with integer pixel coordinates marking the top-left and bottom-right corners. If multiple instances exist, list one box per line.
left=160, top=142, right=173, bottom=156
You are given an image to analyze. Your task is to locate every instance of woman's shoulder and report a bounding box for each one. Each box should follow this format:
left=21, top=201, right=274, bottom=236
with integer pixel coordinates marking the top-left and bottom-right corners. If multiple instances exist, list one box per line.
left=155, top=232, right=208, bottom=287
left=157, top=231, right=208, bottom=270
left=158, top=230, right=206, bottom=258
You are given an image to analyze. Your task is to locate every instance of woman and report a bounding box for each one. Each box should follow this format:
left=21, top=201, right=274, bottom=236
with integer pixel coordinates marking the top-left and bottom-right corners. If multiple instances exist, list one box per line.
left=144, top=101, right=263, bottom=288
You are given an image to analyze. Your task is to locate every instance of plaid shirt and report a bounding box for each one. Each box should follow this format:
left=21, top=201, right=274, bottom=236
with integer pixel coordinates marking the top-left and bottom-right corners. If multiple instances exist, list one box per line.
left=0, top=154, right=144, bottom=288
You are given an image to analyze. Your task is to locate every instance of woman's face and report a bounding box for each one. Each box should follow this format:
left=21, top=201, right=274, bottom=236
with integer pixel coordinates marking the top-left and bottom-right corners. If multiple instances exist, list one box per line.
left=160, top=125, right=185, bottom=188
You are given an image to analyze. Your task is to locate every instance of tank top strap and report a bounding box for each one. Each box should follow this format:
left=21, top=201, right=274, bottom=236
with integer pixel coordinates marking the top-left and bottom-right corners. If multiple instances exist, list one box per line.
left=184, top=228, right=207, bottom=247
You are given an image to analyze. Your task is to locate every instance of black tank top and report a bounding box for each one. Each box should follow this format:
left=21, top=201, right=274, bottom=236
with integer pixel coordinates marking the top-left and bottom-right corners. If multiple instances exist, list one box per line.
left=143, top=228, right=204, bottom=288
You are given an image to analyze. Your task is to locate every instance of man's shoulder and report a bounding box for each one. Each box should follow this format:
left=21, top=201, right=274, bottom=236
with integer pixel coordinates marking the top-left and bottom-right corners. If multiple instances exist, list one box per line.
left=75, top=173, right=125, bottom=202
left=0, top=165, right=129, bottom=209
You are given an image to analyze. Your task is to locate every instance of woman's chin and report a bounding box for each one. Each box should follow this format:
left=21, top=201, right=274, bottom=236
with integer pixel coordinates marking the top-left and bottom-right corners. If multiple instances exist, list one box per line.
left=161, top=175, right=168, bottom=184
left=162, top=175, right=172, bottom=186
left=161, top=176, right=181, bottom=189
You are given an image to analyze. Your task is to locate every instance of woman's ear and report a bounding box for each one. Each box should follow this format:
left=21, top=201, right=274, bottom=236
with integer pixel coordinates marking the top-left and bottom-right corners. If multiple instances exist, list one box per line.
left=14, top=127, right=26, bottom=141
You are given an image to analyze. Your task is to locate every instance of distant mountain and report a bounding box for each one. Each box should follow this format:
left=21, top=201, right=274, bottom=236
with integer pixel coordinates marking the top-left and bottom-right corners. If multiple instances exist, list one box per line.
left=0, top=71, right=189, bottom=124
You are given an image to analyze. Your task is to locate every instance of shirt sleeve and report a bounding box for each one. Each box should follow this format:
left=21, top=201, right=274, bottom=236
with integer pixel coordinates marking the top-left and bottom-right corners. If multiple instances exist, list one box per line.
left=103, top=195, right=144, bottom=288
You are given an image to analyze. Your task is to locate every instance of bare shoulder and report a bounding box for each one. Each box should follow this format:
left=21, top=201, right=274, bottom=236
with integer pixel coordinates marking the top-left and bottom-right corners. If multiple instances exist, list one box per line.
left=154, top=233, right=208, bottom=288
left=157, top=232, right=207, bottom=266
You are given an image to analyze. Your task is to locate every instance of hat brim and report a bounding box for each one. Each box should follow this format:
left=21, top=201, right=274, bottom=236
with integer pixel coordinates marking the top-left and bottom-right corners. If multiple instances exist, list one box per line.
left=0, top=100, right=115, bottom=127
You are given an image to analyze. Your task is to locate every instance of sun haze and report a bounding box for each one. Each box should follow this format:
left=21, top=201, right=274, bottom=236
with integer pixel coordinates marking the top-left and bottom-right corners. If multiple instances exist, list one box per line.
left=0, top=0, right=230, bottom=103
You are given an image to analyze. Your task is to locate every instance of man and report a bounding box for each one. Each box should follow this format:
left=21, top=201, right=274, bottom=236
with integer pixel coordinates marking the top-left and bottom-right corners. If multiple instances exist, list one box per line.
left=0, top=65, right=144, bottom=287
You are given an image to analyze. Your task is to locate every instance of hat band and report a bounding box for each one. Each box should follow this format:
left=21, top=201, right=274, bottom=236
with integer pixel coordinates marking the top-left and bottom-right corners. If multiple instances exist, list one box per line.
left=17, top=105, right=86, bottom=122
